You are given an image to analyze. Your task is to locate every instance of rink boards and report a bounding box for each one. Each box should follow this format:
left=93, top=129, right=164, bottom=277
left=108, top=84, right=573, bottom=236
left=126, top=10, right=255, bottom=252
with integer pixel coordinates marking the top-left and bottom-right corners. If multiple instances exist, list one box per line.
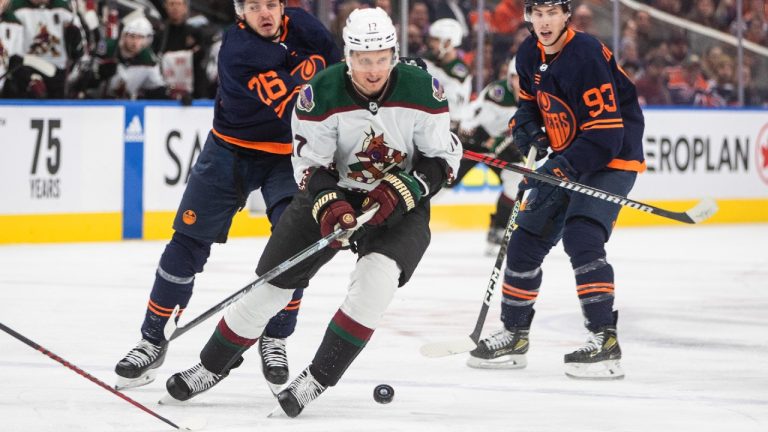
left=1, top=100, right=766, bottom=243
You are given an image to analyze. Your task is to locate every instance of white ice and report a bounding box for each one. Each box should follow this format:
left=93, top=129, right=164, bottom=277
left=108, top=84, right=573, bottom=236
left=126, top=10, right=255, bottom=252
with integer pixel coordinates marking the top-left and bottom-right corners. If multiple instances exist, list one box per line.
left=1, top=224, right=767, bottom=432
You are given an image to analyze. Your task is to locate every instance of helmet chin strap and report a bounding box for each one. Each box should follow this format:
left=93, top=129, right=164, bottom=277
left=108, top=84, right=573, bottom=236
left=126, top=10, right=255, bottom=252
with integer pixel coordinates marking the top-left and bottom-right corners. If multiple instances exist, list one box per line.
left=539, top=23, right=569, bottom=47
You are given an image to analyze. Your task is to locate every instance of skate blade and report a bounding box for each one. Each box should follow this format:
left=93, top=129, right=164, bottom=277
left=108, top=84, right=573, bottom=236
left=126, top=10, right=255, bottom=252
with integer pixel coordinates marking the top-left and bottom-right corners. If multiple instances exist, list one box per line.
left=267, top=404, right=285, bottom=418
left=266, top=381, right=284, bottom=396
left=158, top=392, right=189, bottom=405
left=466, top=354, right=527, bottom=370
left=114, top=371, right=157, bottom=390
left=564, top=359, right=625, bottom=380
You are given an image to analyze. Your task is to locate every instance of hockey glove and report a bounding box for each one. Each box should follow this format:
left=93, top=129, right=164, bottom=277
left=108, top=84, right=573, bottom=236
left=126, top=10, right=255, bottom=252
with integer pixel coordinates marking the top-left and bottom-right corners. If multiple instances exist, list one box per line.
left=513, top=123, right=550, bottom=162
left=520, top=155, right=578, bottom=191
left=362, top=170, right=424, bottom=226
left=312, top=190, right=358, bottom=249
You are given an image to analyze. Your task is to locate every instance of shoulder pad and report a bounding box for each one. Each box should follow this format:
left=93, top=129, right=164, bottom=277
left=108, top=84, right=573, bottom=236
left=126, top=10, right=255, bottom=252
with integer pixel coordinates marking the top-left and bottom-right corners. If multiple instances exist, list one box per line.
left=450, top=62, right=469, bottom=80
left=487, top=83, right=506, bottom=103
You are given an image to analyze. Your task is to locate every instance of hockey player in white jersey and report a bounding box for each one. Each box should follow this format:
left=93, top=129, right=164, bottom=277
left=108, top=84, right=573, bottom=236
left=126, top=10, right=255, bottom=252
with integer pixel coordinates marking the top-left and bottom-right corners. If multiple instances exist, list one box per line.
left=458, top=57, right=525, bottom=254
left=162, top=7, right=461, bottom=416
left=423, top=18, right=472, bottom=131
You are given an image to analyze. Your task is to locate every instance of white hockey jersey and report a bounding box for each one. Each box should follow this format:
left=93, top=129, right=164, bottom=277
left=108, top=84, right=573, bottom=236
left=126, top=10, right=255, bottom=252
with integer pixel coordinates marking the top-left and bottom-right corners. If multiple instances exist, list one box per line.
left=460, top=78, right=518, bottom=138
left=8, top=0, right=80, bottom=70
left=423, top=56, right=472, bottom=126
left=0, top=18, right=25, bottom=89
left=291, top=62, right=462, bottom=193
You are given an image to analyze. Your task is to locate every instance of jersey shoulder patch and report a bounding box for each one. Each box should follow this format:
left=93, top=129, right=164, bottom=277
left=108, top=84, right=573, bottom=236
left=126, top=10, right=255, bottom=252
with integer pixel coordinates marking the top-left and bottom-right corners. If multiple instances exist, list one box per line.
left=449, top=60, right=469, bottom=80
left=487, top=83, right=506, bottom=103
left=296, top=84, right=315, bottom=112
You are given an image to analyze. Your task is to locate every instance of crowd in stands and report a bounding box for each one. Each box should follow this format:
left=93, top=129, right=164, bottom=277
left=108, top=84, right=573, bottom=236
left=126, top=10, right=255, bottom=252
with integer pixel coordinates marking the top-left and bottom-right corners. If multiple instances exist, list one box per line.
left=0, top=0, right=765, bottom=106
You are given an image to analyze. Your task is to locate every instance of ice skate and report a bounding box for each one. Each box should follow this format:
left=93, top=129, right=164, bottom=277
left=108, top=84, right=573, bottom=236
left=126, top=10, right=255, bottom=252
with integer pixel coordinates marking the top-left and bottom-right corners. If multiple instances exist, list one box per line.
left=467, top=327, right=529, bottom=369
left=114, top=339, right=168, bottom=390
left=564, top=325, right=624, bottom=380
left=259, top=334, right=289, bottom=394
left=485, top=226, right=506, bottom=256
left=275, top=367, right=327, bottom=418
left=161, top=362, right=227, bottom=404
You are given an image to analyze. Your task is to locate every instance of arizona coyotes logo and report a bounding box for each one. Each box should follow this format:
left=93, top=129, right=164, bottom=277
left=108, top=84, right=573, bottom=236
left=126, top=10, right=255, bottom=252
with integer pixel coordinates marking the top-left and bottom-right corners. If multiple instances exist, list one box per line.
left=536, top=91, right=576, bottom=151
left=347, top=127, right=406, bottom=184
left=29, top=25, right=61, bottom=57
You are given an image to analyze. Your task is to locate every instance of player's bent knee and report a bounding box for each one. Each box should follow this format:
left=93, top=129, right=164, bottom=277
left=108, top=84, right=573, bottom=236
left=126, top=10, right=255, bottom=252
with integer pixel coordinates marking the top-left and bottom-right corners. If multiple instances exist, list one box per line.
left=224, top=282, right=295, bottom=339
left=340, top=253, right=400, bottom=329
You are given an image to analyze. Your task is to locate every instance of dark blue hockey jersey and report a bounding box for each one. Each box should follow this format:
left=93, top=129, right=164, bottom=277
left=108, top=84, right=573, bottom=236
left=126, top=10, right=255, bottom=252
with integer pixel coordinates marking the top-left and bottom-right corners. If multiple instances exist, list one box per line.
left=516, top=28, right=645, bottom=174
left=212, top=8, right=341, bottom=154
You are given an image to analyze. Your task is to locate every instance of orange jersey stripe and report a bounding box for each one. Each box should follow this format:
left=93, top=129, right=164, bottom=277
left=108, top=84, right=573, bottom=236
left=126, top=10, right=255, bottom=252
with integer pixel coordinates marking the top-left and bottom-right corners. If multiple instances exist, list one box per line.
left=580, top=118, right=623, bottom=131
left=519, top=89, right=535, bottom=100
left=607, top=158, right=647, bottom=173
left=212, top=129, right=293, bottom=154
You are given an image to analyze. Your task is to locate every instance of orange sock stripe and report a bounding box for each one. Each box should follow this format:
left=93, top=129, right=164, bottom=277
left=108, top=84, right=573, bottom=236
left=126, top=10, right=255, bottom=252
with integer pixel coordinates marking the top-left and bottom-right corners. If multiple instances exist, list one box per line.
left=147, top=300, right=177, bottom=313
left=502, top=283, right=538, bottom=300
left=577, top=282, right=615, bottom=291
left=147, top=301, right=183, bottom=317
left=284, top=305, right=301, bottom=311
left=577, top=287, right=615, bottom=296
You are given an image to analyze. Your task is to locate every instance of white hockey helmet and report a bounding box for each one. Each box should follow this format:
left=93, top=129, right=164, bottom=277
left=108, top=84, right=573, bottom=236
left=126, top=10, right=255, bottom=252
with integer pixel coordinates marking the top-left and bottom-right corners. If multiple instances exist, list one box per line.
left=122, top=16, right=154, bottom=42
left=233, top=0, right=284, bottom=18
left=428, top=18, right=463, bottom=48
left=342, top=7, right=399, bottom=60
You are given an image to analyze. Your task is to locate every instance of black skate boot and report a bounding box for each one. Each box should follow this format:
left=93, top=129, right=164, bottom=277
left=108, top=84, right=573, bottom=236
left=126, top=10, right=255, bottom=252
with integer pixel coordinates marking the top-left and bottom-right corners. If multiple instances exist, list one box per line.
left=259, top=334, right=289, bottom=394
left=114, top=339, right=168, bottom=390
left=467, top=326, right=530, bottom=369
left=161, top=361, right=231, bottom=403
left=564, top=324, right=624, bottom=380
left=275, top=367, right=327, bottom=418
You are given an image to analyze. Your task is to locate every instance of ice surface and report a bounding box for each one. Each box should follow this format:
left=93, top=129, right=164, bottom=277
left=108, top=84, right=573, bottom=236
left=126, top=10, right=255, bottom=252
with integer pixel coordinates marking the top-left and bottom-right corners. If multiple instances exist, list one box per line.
left=1, top=225, right=766, bottom=432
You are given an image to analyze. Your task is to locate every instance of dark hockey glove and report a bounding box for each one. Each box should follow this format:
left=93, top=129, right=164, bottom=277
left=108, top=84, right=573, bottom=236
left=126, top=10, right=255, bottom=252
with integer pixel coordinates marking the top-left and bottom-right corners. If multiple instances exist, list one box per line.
left=312, top=190, right=358, bottom=249
left=513, top=122, right=550, bottom=161
left=97, top=61, right=118, bottom=81
left=362, top=170, right=424, bottom=226
left=520, top=155, right=578, bottom=191
left=399, top=56, right=428, bottom=71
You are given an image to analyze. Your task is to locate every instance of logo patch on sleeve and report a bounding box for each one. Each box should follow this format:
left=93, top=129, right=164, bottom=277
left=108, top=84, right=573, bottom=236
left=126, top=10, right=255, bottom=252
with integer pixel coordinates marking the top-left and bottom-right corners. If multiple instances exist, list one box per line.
left=432, top=77, right=446, bottom=102
left=451, top=62, right=469, bottom=79
left=488, top=84, right=505, bottom=103
left=297, top=84, right=315, bottom=112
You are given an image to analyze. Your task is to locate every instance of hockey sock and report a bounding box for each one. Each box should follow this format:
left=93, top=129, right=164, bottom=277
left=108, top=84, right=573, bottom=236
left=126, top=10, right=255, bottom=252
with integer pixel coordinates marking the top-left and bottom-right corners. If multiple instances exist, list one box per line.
left=264, top=288, right=304, bottom=339
left=492, top=193, right=516, bottom=228
left=200, top=319, right=254, bottom=374
left=563, top=218, right=615, bottom=331
left=141, top=232, right=212, bottom=344
left=310, top=309, right=374, bottom=387
left=501, top=228, right=550, bottom=328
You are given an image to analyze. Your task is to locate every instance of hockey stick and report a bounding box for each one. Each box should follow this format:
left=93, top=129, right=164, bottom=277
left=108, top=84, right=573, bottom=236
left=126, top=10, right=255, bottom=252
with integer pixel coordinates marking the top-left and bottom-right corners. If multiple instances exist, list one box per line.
left=420, top=147, right=538, bottom=358
left=163, top=204, right=380, bottom=341
left=0, top=321, right=205, bottom=431
left=0, top=55, right=57, bottom=81
left=464, top=150, right=718, bottom=224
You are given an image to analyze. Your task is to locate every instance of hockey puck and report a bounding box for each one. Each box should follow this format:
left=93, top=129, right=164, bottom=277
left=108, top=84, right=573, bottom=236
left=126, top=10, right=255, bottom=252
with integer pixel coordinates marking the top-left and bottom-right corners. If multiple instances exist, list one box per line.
left=373, top=384, right=394, bottom=404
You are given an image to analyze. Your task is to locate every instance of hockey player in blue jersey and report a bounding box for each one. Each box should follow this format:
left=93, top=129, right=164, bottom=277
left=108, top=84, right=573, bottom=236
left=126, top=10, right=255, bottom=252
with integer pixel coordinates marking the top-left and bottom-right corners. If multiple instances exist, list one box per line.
left=114, top=0, right=340, bottom=392
left=468, top=0, right=645, bottom=380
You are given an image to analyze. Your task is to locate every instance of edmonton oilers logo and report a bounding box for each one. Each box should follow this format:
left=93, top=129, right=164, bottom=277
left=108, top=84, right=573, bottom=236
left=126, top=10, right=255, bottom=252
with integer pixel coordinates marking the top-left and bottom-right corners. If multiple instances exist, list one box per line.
left=536, top=91, right=576, bottom=151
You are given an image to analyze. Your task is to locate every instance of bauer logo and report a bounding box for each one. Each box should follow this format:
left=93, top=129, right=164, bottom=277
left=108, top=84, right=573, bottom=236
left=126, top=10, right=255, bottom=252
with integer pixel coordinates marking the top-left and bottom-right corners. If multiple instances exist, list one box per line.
left=124, top=115, right=144, bottom=142
left=756, top=122, right=768, bottom=186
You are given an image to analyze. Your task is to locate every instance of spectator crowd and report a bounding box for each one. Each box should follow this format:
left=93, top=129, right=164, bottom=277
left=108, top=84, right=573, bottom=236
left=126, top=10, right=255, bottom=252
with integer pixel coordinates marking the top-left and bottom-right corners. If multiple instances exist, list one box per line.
left=0, top=0, right=765, bottom=106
